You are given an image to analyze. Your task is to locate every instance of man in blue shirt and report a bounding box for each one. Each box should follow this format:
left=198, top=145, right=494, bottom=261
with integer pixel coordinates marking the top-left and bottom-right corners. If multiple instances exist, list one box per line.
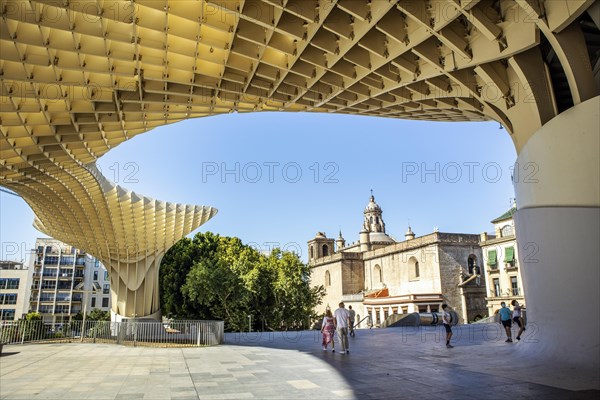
left=498, top=302, right=513, bottom=343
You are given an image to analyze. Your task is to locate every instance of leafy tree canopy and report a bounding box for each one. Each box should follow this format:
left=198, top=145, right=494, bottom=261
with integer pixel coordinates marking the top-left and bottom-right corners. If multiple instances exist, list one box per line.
left=160, top=232, right=324, bottom=331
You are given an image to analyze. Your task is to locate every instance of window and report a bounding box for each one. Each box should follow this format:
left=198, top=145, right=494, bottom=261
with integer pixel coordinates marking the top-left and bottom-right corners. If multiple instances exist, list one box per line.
left=41, top=280, right=56, bottom=289
left=1, top=278, right=20, bottom=289
left=39, top=305, right=53, bottom=314
left=310, top=246, right=314, bottom=259
left=322, top=244, right=329, bottom=257
left=60, top=256, right=74, bottom=265
left=93, top=271, right=98, bottom=281
left=373, top=265, right=382, bottom=284
left=104, top=271, right=108, bottom=280
left=501, top=225, right=514, bottom=237
left=102, top=297, right=109, bottom=308
left=0, top=294, right=17, bottom=305
left=408, top=257, right=420, bottom=280
left=55, top=305, right=69, bottom=314
left=493, top=278, right=501, bottom=297
left=468, top=255, right=478, bottom=274
left=0, top=309, right=16, bottom=321
left=505, top=247, right=515, bottom=267
left=487, top=250, right=497, bottom=269
left=44, top=256, right=59, bottom=265
left=103, top=284, right=110, bottom=294
left=325, top=270, right=331, bottom=286
left=91, top=297, right=96, bottom=308
left=511, top=276, right=519, bottom=296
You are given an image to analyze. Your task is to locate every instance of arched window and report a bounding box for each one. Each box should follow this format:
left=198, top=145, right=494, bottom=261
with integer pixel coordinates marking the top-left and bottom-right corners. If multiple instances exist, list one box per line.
left=325, top=270, right=331, bottom=286
left=409, top=257, right=420, bottom=280
left=370, top=216, right=373, bottom=224
left=373, top=265, right=382, bottom=284
left=501, top=225, right=514, bottom=237
left=310, top=246, right=314, bottom=259
left=468, top=254, right=478, bottom=274
left=322, top=244, right=329, bottom=257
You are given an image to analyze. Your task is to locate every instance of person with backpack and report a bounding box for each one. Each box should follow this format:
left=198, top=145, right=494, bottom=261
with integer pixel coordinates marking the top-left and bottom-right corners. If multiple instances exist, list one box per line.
left=348, top=305, right=356, bottom=337
left=441, top=304, right=454, bottom=348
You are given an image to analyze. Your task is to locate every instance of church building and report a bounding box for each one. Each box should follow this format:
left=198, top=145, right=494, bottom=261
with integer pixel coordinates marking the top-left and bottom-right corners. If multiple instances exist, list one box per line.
left=308, top=194, right=487, bottom=326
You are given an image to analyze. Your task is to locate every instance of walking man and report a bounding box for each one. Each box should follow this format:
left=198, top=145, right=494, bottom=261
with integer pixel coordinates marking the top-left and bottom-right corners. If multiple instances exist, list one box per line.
left=441, top=304, right=453, bottom=348
left=334, top=302, right=351, bottom=354
left=511, top=300, right=526, bottom=340
left=499, top=301, right=513, bottom=342
left=348, top=305, right=356, bottom=337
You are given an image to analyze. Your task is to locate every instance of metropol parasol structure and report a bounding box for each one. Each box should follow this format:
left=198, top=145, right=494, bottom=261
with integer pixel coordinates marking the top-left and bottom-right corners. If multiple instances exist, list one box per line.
left=0, top=0, right=598, bottom=370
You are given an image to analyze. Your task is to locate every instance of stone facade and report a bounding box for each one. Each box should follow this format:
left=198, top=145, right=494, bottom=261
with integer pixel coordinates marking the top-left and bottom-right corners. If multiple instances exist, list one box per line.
left=309, top=195, right=487, bottom=325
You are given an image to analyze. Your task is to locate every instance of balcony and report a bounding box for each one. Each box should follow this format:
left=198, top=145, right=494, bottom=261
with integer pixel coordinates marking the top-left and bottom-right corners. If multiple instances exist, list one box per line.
left=504, top=263, right=519, bottom=272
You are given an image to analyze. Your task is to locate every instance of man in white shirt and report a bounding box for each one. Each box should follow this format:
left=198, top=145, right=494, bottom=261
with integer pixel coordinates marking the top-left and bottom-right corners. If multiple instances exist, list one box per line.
left=334, top=302, right=351, bottom=354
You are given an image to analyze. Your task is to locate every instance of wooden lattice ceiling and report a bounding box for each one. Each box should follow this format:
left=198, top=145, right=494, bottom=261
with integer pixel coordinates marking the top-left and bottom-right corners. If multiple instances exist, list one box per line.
left=1, top=0, right=598, bottom=263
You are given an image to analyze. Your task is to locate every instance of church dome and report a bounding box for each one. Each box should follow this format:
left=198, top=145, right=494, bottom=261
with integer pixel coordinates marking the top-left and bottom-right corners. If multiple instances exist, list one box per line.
left=364, top=195, right=382, bottom=213
left=369, top=232, right=395, bottom=244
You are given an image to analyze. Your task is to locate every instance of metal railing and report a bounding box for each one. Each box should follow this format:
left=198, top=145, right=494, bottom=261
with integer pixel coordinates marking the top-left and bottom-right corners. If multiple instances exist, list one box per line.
left=0, top=320, right=224, bottom=347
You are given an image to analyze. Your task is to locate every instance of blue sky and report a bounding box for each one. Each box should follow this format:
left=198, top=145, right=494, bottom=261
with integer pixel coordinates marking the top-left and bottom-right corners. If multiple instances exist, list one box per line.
left=1, top=112, right=516, bottom=262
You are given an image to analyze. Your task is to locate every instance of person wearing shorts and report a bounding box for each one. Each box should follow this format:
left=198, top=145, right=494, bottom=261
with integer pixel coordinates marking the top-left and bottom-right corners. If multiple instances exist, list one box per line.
left=441, top=304, right=453, bottom=348
left=511, top=300, right=526, bottom=340
left=498, top=302, right=513, bottom=342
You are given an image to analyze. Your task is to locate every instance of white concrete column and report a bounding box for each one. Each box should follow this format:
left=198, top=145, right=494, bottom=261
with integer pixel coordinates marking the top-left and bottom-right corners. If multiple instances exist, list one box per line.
left=513, top=96, right=599, bottom=370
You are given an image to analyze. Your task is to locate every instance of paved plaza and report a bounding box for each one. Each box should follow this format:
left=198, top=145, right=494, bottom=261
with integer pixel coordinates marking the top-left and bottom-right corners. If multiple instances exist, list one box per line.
left=1, top=324, right=598, bottom=400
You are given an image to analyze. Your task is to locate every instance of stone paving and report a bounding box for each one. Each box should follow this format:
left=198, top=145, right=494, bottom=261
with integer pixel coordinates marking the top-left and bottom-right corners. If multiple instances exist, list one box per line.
left=1, top=324, right=598, bottom=400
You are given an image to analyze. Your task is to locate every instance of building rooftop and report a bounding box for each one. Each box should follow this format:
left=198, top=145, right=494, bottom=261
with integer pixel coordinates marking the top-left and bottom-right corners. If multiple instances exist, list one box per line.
left=491, top=207, right=517, bottom=224
left=0, top=261, right=25, bottom=270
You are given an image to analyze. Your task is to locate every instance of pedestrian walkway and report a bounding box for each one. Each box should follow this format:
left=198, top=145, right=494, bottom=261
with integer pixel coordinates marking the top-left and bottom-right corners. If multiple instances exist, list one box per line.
left=1, top=324, right=598, bottom=399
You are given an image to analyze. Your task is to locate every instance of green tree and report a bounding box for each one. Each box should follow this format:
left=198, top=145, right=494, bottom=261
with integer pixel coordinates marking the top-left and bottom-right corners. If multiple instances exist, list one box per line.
left=86, top=309, right=110, bottom=321
left=160, top=232, right=324, bottom=331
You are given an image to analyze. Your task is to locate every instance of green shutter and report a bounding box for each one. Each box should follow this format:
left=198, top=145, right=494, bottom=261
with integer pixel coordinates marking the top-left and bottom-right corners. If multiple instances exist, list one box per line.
left=487, top=250, right=497, bottom=266
left=505, top=247, right=515, bottom=263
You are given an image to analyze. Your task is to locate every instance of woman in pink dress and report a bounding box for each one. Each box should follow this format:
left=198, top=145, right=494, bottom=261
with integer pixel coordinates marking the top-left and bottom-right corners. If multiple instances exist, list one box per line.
left=321, top=308, right=336, bottom=352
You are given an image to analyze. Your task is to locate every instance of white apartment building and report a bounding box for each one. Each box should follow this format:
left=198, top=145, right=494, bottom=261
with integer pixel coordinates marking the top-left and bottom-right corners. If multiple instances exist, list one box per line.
left=0, top=261, right=33, bottom=321
left=30, top=238, right=111, bottom=323
left=480, top=205, right=526, bottom=316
